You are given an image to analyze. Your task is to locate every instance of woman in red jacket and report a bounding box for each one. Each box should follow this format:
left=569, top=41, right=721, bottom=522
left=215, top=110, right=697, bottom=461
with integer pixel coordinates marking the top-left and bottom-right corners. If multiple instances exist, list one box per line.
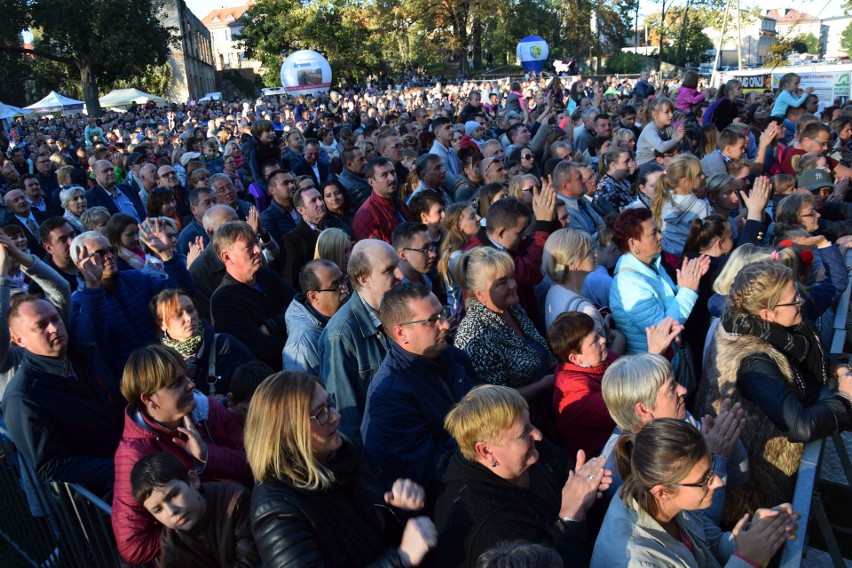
left=549, top=312, right=682, bottom=457
left=111, top=344, right=252, bottom=566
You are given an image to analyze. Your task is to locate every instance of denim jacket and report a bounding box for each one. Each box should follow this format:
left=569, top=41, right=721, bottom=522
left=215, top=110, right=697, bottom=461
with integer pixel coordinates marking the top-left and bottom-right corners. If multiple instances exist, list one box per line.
left=319, top=292, right=388, bottom=448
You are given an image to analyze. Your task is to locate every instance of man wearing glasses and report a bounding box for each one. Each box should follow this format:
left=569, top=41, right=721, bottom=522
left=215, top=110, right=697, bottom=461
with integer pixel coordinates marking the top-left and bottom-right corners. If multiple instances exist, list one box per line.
left=283, top=259, right=349, bottom=376
left=361, top=282, right=479, bottom=489
left=392, top=222, right=441, bottom=298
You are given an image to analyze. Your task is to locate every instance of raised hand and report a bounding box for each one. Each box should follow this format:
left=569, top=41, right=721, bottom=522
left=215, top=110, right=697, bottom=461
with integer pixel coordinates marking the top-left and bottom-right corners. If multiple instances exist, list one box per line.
left=246, top=206, right=261, bottom=235
left=559, top=451, right=611, bottom=521
left=676, top=255, right=711, bottom=291
left=398, top=517, right=437, bottom=567
left=532, top=176, right=556, bottom=222
left=138, top=218, right=173, bottom=261
left=700, top=398, right=745, bottom=457
left=646, top=316, right=684, bottom=355
left=186, top=236, right=204, bottom=268
left=742, top=177, right=771, bottom=219
left=75, top=245, right=104, bottom=288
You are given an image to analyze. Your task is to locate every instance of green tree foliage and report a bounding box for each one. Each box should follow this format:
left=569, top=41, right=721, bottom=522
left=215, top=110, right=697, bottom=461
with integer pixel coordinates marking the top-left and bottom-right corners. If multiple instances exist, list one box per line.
left=644, top=6, right=713, bottom=67
left=112, top=63, right=174, bottom=97
left=789, top=33, right=819, bottom=54
left=0, top=0, right=177, bottom=115
left=842, top=21, right=852, bottom=55
left=238, top=0, right=380, bottom=86
left=606, top=51, right=651, bottom=74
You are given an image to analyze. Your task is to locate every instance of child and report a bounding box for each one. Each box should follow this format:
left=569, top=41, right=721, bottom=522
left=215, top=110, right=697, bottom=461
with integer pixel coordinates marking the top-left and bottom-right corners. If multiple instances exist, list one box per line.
left=771, top=73, right=814, bottom=118
left=675, top=71, right=707, bottom=116
left=226, top=360, right=273, bottom=428
left=202, top=139, right=225, bottom=174
left=131, top=452, right=259, bottom=568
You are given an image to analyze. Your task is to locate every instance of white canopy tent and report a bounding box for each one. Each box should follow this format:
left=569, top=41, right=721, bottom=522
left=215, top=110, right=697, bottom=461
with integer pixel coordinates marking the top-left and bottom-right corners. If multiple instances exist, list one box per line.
left=98, top=88, right=167, bottom=110
left=24, top=91, right=85, bottom=115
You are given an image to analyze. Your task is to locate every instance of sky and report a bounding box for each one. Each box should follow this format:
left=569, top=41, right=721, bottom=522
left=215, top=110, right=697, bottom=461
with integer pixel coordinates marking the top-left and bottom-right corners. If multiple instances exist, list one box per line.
left=185, top=0, right=847, bottom=23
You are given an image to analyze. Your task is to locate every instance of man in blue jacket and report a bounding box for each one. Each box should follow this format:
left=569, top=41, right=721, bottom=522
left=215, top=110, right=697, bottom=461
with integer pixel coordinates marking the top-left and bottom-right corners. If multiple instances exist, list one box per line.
left=69, top=223, right=194, bottom=377
left=361, top=282, right=480, bottom=490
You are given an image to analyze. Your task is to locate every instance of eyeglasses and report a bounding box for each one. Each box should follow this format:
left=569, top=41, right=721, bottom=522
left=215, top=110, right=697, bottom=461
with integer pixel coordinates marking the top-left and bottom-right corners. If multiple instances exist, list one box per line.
left=383, top=143, right=403, bottom=150
left=800, top=211, right=817, bottom=217
left=159, top=171, right=177, bottom=178
left=404, top=244, right=437, bottom=255
left=313, top=275, right=350, bottom=293
left=399, top=306, right=451, bottom=327
left=521, top=154, right=534, bottom=160
left=776, top=286, right=804, bottom=308
left=521, top=186, right=537, bottom=193
left=91, top=246, right=117, bottom=257
left=310, top=393, right=336, bottom=425
left=673, top=468, right=715, bottom=490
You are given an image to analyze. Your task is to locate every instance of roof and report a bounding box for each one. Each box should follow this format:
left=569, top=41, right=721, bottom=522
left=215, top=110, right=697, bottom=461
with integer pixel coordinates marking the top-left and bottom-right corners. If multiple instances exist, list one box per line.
left=201, top=2, right=252, bottom=27
left=764, top=9, right=821, bottom=24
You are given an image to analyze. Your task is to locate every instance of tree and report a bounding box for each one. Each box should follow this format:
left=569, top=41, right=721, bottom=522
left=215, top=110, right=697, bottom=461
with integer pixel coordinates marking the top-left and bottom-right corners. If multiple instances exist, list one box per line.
left=789, top=32, right=819, bottom=54
left=0, top=0, right=177, bottom=115
left=842, top=21, right=852, bottom=55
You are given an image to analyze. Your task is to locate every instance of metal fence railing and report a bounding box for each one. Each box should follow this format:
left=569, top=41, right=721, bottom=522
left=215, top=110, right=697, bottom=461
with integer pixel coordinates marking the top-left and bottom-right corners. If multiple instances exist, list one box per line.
left=780, top=250, right=852, bottom=568
left=0, top=424, right=127, bottom=567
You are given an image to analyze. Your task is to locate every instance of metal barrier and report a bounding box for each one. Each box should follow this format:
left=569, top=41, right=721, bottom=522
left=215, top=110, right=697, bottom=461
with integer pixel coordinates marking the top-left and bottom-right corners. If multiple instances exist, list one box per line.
left=0, top=424, right=126, bottom=567
left=780, top=250, right=852, bottom=568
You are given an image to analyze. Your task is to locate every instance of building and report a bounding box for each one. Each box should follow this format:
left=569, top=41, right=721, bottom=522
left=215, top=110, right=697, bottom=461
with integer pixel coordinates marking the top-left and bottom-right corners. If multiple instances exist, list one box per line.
left=201, top=2, right=261, bottom=72
left=162, top=0, right=217, bottom=101
left=823, top=15, right=852, bottom=60
left=765, top=9, right=829, bottom=58
left=704, top=12, right=777, bottom=68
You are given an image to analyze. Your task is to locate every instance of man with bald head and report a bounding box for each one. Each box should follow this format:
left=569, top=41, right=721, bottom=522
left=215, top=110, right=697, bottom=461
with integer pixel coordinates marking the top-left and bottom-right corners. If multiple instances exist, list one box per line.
left=320, top=239, right=403, bottom=446
left=4, top=189, right=49, bottom=251
left=135, top=163, right=159, bottom=206
left=189, top=205, right=239, bottom=320
left=84, top=159, right=146, bottom=220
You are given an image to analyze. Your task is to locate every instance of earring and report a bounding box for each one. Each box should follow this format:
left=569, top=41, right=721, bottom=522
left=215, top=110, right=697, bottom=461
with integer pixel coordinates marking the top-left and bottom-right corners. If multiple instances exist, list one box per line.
left=403, top=339, right=409, bottom=344
left=491, top=458, right=498, bottom=468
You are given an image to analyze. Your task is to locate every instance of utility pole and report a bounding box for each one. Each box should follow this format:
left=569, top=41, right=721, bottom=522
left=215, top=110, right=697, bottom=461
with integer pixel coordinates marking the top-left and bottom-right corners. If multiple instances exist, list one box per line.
left=711, top=0, right=731, bottom=87
left=736, top=0, right=743, bottom=70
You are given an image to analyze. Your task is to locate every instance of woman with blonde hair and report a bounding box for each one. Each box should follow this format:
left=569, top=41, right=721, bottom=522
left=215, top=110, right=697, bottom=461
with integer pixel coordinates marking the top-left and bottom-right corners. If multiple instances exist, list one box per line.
left=434, top=384, right=611, bottom=568
left=453, top=247, right=554, bottom=406
left=314, top=227, right=352, bottom=273
left=650, top=153, right=711, bottom=266
left=247, top=371, right=437, bottom=567
left=507, top=173, right=539, bottom=207
left=698, top=261, right=852, bottom=528
left=438, top=203, right=480, bottom=315
left=592, top=418, right=797, bottom=567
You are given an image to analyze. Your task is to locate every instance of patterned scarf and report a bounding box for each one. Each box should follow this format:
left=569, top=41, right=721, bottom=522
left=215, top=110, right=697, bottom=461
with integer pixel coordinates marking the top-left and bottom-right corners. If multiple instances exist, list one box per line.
left=162, top=324, right=205, bottom=358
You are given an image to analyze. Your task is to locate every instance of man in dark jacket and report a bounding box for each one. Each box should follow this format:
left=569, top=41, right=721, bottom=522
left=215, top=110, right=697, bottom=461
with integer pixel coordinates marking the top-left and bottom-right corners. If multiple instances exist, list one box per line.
left=260, top=169, right=300, bottom=245
left=210, top=221, right=296, bottom=370
left=2, top=295, right=123, bottom=495
left=84, top=159, right=146, bottom=221
left=281, top=186, right=326, bottom=289
left=291, top=139, right=329, bottom=188
left=362, top=283, right=479, bottom=490
left=189, top=205, right=238, bottom=320
left=337, top=147, right=371, bottom=211
left=70, top=225, right=194, bottom=377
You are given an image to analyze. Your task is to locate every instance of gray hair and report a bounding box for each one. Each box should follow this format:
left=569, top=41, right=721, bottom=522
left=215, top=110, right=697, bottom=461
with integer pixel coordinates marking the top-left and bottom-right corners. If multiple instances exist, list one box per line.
left=70, top=231, right=107, bottom=263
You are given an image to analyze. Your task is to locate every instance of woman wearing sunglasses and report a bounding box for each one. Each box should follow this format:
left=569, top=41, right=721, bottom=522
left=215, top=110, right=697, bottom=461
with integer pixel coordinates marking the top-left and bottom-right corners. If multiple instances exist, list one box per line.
left=247, top=371, right=438, bottom=567
left=592, top=418, right=798, bottom=567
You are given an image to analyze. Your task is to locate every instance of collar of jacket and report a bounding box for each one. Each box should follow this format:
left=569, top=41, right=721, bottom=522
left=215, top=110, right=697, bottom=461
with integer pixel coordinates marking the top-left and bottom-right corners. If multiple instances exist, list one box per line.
left=22, top=350, right=74, bottom=377
left=295, top=293, right=330, bottom=327
left=350, top=292, right=384, bottom=340
left=387, top=338, right=446, bottom=376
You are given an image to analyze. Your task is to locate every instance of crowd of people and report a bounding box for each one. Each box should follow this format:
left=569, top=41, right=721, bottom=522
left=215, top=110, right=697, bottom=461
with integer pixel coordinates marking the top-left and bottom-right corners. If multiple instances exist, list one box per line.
left=2, top=67, right=852, bottom=567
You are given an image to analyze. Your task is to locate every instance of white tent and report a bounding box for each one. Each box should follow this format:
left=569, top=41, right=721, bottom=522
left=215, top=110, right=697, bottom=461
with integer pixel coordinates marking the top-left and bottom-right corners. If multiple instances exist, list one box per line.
left=24, top=91, right=85, bottom=115
left=0, top=102, right=30, bottom=120
left=98, top=88, right=167, bottom=110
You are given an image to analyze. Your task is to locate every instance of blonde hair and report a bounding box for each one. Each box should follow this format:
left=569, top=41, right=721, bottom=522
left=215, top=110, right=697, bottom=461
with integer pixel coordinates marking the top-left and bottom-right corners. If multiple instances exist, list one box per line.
left=712, top=244, right=772, bottom=295
left=601, top=353, right=672, bottom=432
left=507, top=174, right=539, bottom=201
left=541, top=229, right=593, bottom=283
left=121, top=345, right=189, bottom=414
left=453, top=247, right=515, bottom=304
left=438, top=204, right=475, bottom=286
left=444, top=384, right=528, bottom=461
left=244, top=372, right=335, bottom=489
left=314, top=227, right=351, bottom=272
left=651, top=153, right=701, bottom=226
left=778, top=72, right=800, bottom=92
left=729, top=261, right=795, bottom=315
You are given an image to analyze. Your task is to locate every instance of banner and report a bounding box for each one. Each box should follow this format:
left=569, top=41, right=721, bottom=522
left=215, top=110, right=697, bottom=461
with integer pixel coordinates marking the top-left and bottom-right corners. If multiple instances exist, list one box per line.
left=771, top=71, right=851, bottom=106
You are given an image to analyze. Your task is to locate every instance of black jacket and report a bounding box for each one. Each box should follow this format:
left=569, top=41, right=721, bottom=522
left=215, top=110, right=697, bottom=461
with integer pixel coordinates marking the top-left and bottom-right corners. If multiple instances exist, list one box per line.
left=292, top=157, right=330, bottom=189
left=280, top=220, right=321, bottom=290
left=210, top=269, right=296, bottom=370
left=1, top=349, right=124, bottom=495
left=188, top=246, right=227, bottom=321
left=176, top=319, right=256, bottom=397
left=84, top=184, right=147, bottom=221
left=433, top=440, right=588, bottom=568
left=251, top=440, right=406, bottom=568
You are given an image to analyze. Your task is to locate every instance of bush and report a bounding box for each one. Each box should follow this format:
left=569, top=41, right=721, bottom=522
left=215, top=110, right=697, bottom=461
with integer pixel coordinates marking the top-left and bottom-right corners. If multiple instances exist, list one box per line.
left=606, top=52, right=653, bottom=74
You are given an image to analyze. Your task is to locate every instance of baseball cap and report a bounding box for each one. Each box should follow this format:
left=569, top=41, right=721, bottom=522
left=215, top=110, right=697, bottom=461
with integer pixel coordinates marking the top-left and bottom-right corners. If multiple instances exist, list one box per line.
left=798, top=168, right=833, bottom=192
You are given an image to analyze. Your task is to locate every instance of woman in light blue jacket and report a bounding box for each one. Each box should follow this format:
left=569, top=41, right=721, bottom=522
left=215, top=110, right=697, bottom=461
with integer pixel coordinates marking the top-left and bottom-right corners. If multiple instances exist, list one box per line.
left=609, top=208, right=709, bottom=354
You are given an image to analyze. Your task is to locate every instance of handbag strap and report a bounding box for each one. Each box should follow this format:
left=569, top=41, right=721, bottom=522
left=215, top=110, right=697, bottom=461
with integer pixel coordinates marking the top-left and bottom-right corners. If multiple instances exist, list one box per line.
left=206, top=333, right=220, bottom=396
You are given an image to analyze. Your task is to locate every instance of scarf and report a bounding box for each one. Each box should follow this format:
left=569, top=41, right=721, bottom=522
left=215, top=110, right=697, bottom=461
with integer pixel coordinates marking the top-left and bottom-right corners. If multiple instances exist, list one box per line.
left=162, top=324, right=205, bottom=358
left=720, top=307, right=828, bottom=396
